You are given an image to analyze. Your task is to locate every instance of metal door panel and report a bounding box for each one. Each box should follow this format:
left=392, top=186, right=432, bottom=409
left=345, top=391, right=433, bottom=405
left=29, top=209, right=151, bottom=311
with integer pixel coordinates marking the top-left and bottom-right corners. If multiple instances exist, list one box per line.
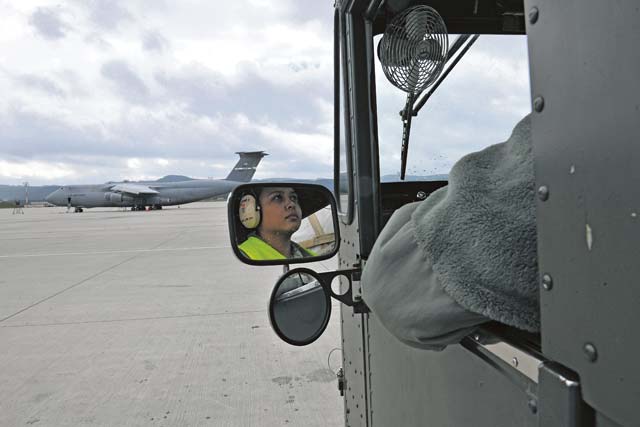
left=367, top=316, right=537, bottom=427
left=526, top=1, right=640, bottom=425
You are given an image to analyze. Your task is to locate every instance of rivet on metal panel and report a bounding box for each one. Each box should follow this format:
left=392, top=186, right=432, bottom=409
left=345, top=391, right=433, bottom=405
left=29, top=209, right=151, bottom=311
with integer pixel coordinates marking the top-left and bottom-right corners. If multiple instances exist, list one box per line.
left=584, top=343, right=598, bottom=362
left=537, top=185, right=549, bottom=201
left=533, top=96, right=545, bottom=112
left=527, top=398, right=538, bottom=414
left=542, top=273, right=553, bottom=290
left=528, top=7, right=539, bottom=24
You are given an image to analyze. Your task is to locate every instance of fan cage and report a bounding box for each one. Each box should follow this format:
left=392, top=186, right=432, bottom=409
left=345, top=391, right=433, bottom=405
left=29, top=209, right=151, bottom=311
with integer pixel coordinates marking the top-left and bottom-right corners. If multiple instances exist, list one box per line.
left=379, top=6, right=449, bottom=94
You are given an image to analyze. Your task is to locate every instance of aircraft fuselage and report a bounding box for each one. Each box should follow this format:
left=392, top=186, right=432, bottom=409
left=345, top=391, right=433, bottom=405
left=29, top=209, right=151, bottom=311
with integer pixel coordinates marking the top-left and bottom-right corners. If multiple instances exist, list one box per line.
left=46, top=179, right=240, bottom=209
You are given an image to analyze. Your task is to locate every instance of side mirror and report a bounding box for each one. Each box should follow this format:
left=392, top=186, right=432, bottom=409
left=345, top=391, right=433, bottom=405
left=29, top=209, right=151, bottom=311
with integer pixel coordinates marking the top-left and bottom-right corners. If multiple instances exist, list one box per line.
left=268, top=267, right=366, bottom=346
left=269, top=268, right=332, bottom=346
left=227, top=183, right=340, bottom=265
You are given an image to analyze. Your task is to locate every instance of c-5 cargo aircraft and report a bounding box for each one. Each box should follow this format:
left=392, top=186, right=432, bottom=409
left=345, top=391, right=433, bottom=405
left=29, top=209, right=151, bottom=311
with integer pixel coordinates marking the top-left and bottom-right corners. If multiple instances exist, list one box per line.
left=45, top=151, right=266, bottom=212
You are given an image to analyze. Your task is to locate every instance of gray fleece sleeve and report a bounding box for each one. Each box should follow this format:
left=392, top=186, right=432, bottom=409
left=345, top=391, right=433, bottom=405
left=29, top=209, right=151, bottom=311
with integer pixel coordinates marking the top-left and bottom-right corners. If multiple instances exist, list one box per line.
left=362, top=201, right=488, bottom=351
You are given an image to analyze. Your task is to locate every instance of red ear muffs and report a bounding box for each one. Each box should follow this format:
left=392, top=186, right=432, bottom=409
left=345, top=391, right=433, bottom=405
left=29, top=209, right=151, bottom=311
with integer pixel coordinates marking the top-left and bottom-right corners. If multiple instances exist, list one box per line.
left=239, top=193, right=261, bottom=229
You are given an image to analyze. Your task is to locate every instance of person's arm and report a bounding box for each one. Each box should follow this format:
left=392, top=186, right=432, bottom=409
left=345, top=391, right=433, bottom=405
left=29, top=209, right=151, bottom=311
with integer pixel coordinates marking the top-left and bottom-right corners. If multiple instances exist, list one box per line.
left=361, top=115, right=539, bottom=350
left=362, top=202, right=488, bottom=351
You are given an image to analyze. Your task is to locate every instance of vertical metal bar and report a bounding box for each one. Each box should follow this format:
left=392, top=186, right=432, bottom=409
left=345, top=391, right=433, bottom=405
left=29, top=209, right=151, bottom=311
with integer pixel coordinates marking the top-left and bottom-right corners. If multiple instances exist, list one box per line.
left=334, top=7, right=341, bottom=204
left=538, top=362, right=594, bottom=427
left=339, top=7, right=355, bottom=224
left=345, top=9, right=379, bottom=257
left=400, top=93, right=415, bottom=180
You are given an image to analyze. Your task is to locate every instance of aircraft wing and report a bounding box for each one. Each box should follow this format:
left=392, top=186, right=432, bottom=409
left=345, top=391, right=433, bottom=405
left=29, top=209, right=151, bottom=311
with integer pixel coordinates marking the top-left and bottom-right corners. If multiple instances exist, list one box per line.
left=110, top=183, right=159, bottom=195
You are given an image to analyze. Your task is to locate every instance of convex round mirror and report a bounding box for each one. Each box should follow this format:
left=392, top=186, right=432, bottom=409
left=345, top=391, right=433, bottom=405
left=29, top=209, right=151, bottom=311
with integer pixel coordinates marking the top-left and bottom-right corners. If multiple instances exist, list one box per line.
left=228, top=183, right=340, bottom=265
left=268, top=268, right=331, bottom=346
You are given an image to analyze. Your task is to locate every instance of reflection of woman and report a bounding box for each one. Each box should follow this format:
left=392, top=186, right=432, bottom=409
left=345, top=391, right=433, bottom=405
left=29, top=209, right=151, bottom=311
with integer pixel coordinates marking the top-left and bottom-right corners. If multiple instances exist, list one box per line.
left=238, top=187, right=316, bottom=260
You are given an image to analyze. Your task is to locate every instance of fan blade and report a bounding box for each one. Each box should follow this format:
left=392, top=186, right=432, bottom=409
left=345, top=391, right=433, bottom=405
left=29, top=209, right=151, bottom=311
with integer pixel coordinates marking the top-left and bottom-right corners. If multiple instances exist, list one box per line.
left=416, top=38, right=444, bottom=62
left=380, top=33, right=418, bottom=68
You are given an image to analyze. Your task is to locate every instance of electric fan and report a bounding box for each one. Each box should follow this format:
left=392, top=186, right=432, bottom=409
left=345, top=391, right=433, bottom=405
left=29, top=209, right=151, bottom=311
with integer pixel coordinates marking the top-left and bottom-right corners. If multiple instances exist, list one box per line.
left=378, top=6, right=448, bottom=179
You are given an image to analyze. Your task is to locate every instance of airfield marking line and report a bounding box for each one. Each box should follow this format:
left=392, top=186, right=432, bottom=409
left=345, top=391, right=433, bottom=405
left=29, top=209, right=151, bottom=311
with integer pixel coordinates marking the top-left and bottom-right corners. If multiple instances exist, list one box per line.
left=0, top=309, right=265, bottom=328
left=0, top=233, right=184, bottom=324
left=0, top=245, right=230, bottom=259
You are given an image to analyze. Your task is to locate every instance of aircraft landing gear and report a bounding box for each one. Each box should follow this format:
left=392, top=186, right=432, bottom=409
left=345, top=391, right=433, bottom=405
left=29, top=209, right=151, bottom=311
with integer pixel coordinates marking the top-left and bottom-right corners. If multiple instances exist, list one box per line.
left=131, top=204, right=160, bottom=211
left=74, top=207, right=84, bottom=213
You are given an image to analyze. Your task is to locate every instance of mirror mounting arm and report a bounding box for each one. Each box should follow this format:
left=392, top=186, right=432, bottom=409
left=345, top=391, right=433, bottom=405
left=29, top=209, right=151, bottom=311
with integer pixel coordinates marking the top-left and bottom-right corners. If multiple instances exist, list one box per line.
left=353, top=299, right=371, bottom=314
left=316, top=268, right=369, bottom=313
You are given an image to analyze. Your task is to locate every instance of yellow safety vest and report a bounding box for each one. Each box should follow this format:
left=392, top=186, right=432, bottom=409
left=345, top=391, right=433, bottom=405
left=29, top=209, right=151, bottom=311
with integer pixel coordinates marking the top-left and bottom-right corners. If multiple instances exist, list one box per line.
left=238, top=236, right=317, bottom=260
left=239, top=236, right=286, bottom=260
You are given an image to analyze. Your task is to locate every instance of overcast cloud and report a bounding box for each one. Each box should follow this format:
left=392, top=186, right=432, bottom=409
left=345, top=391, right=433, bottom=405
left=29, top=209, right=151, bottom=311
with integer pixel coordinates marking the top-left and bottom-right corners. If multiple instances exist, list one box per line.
left=0, top=1, right=530, bottom=185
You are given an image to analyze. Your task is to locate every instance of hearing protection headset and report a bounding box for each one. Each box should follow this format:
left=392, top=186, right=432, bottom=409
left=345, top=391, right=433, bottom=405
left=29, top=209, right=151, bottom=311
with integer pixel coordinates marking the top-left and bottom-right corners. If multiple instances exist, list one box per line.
left=238, top=192, right=261, bottom=229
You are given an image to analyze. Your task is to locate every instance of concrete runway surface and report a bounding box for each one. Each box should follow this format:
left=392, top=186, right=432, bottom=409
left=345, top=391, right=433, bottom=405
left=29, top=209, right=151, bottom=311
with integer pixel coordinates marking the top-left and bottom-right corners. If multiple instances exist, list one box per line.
left=0, top=202, right=343, bottom=426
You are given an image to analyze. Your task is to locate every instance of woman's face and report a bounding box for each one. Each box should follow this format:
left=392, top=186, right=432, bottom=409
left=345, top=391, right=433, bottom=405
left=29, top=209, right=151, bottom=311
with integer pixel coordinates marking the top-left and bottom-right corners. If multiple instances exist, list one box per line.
left=258, top=187, right=302, bottom=236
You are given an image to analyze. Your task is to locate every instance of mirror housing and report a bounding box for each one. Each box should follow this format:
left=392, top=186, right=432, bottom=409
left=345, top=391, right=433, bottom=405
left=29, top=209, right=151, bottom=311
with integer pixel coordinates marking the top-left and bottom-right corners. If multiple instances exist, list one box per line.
left=268, top=267, right=366, bottom=346
left=227, top=183, right=340, bottom=266
left=268, top=268, right=332, bottom=346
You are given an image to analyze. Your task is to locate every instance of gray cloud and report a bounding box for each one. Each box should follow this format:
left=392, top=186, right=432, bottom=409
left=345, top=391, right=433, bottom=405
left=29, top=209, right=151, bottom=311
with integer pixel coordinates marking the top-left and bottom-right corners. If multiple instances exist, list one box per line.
left=101, top=60, right=149, bottom=103
left=16, top=74, right=67, bottom=98
left=0, top=107, right=105, bottom=160
left=288, top=61, right=322, bottom=73
left=83, top=0, right=133, bottom=30
left=84, top=32, right=113, bottom=50
left=29, top=7, right=70, bottom=40
left=53, top=69, right=90, bottom=97
left=0, top=97, right=332, bottom=183
left=142, top=31, right=169, bottom=53
left=154, top=63, right=331, bottom=131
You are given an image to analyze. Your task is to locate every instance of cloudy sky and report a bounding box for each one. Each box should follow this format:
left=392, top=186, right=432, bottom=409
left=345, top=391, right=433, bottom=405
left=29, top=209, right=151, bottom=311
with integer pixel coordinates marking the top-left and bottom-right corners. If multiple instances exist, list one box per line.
left=0, top=0, right=531, bottom=185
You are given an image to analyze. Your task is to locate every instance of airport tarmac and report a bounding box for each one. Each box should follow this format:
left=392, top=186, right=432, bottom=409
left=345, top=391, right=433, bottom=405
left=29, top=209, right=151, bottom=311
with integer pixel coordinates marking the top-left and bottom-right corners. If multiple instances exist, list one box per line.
left=0, top=202, right=343, bottom=427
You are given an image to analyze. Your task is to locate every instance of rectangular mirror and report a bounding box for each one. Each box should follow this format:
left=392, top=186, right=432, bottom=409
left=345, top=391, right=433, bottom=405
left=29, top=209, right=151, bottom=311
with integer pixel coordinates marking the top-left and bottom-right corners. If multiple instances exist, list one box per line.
left=227, top=183, right=340, bottom=265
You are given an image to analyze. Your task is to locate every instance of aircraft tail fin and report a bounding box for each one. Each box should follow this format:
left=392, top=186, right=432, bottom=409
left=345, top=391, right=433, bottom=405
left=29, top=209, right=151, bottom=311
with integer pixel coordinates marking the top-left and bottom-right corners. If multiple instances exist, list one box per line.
left=225, top=151, right=267, bottom=182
